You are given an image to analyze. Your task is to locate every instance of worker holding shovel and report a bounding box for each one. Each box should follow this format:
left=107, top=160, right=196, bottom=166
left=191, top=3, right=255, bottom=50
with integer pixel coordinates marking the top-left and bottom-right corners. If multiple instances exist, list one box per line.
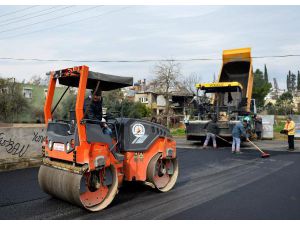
left=231, top=120, right=249, bottom=154
left=203, top=117, right=219, bottom=149
left=216, top=120, right=270, bottom=158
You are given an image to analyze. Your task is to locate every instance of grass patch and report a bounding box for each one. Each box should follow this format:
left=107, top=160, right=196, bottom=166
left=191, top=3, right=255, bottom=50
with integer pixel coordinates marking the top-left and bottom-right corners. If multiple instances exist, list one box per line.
left=171, top=128, right=186, bottom=136
left=274, top=121, right=285, bottom=133
left=170, top=124, right=287, bottom=140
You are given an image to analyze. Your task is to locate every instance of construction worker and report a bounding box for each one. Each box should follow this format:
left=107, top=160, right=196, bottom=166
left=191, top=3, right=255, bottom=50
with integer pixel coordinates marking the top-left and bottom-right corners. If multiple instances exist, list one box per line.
left=254, top=114, right=263, bottom=140
left=84, top=89, right=103, bottom=121
left=243, top=115, right=253, bottom=138
left=232, top=120, right=249, bottom=154
left=183, top=112, right=189, bottom=129
left=284, top=116, right=295, bottom=151
left=188, top=94, right=200, bottom=117
left=189, top=94, right=207, bottom=120
left=203, top=117, right=219, bottom=149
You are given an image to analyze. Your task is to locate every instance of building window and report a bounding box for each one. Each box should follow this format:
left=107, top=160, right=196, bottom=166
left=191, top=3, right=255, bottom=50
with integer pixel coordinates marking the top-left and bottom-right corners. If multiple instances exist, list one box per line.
left=23, top=88, right=33, bottom=99
left=139, top=97, right=148, bottom=103
left=0, top=87, right=9, bottom=94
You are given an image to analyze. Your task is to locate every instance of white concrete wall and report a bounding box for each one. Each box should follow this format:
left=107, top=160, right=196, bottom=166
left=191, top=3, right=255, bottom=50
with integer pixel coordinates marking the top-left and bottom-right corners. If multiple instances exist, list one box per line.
left=157, top=95, right=166, bottom=107
left=261, top=115, right=274, bottom=139
left=0, top=124, right=46, bottom=161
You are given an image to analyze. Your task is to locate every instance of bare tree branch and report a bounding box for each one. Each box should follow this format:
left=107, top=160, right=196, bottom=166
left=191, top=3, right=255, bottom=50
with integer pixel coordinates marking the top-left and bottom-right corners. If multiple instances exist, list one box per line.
left=152, top=61, right=182, bottom=128
left=182, top=72, right=202, bottom=95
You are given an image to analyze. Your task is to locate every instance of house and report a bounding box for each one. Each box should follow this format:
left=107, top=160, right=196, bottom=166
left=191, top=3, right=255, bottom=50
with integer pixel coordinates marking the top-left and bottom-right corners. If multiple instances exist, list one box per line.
left=133, top=79, right=193, bottom=116
left=0, top=77, right=69, bottom=123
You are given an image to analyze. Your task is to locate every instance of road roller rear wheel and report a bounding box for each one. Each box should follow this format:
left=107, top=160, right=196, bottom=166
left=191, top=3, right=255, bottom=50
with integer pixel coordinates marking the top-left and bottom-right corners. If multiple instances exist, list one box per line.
left=147, top=153, right=179, bottom=192
left=38, top=164, right=118, bottom=212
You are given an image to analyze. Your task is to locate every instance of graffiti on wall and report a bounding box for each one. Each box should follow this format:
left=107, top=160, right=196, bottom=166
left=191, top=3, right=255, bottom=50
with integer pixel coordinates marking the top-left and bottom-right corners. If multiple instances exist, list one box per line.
left=0, top=133, right=29, bottom=157
left=0, top=130, right=45, bottom=158
left=32, top=131, right=45, bottom=143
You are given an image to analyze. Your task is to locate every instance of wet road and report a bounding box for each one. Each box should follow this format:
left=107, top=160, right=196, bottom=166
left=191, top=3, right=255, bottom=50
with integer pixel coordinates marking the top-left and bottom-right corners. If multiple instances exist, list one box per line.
left=0, top=145, right=300, bottom=219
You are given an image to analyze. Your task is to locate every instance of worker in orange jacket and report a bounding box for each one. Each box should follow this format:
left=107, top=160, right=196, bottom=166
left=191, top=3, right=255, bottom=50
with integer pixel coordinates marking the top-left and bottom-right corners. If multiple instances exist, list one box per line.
left=284, top=116, right=296, bottom=151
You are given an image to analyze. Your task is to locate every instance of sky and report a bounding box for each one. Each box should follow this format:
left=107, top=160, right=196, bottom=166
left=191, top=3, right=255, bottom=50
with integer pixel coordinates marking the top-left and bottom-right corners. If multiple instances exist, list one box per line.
left=0, top=5, right=299, bottom=89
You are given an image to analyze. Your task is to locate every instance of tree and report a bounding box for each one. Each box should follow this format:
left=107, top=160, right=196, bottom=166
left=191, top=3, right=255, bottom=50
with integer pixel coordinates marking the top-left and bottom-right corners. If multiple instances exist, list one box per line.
left=291, top=72, right=296, bottom=92
left=0, top=77, right=28, bottom=122
left=152, top=61, right=181, bottom=128
left=287, top=70, right=296, bottom=92
left=59, top=88, right=77, bottom=120
left=297, top=71, right=300, bottom=91
left=264, top=64, right=269, bottom=82
left=103, top=89, right=124, bottom=116
left=287, top=73, right=290, bottom=92
left=30, top=75, right=42, bottom=85
left=103, top=90, right=151, bottom=119
left=275, top=92, right=294, bottom=115
left=252, top=69, right=272, bottom=108
left=266, top=102, right=276, bottom=115
left=29, top=74, right=49, bottom=85
left=121, top=100, right=151, bottom=118
left=182, top=72, right=202, bottom=95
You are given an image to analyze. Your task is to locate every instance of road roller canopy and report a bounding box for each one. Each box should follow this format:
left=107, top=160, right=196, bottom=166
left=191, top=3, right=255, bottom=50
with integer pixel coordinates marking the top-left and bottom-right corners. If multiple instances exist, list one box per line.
left=44, top=65, right=133, bottom=123
left=52, top=66, right=133, bottom=91
left=195, top=82, right=243, bottom=93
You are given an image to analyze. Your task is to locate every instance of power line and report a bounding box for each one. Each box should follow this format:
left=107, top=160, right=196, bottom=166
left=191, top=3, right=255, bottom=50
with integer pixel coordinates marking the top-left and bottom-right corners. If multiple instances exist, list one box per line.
left=0, top=6, right=101, bottom=35
left=0, top=54, right=299, bottom=63
left=0, top=5, right=60, bottom=24
left=0, top=6, right=38, bottom=19
left=0, top=6, right=70, bottom=26
left=0, top=6, right=130, bottom=40
left=253, top=55, right=300, bottom=59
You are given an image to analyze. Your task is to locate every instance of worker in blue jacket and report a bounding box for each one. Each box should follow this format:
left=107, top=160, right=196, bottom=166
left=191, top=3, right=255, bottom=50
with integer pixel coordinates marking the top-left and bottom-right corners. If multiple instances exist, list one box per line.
left=232, top=120, right=249, bottom=154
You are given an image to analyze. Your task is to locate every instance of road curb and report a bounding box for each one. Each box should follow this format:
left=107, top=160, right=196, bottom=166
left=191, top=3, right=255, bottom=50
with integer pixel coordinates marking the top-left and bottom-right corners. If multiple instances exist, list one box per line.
left=0, top=157, right=42, bottom=172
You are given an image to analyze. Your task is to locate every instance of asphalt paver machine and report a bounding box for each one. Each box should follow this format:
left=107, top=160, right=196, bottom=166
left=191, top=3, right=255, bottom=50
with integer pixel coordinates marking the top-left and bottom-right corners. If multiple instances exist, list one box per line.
left=186, top=48, right=256, bottom=141
left=38, top=65, right=178, bottom=211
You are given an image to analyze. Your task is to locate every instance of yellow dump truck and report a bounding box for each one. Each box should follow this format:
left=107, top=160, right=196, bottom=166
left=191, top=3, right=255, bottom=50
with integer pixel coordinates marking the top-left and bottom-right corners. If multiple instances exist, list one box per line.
left=186, top=48, right=256, bottom=141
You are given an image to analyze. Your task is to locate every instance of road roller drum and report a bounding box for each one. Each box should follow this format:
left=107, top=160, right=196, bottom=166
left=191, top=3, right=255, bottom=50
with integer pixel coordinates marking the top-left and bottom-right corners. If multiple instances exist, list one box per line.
left=38, top=164, right=118, bottom=211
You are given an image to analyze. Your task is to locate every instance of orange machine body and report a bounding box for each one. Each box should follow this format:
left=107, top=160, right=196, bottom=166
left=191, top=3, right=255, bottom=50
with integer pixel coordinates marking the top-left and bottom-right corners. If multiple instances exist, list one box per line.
left=44, top=66, right=97, bottom=167
left=123, top=137, right=176, bottom=181
left=39, top=65, right=178, bottom=212
left=43, top=65, right=177, bottom=184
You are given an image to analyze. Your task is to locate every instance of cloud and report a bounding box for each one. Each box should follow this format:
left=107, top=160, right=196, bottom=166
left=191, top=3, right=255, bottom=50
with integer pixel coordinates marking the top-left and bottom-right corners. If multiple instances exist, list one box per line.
left=0, top=5, right=299, bottom=90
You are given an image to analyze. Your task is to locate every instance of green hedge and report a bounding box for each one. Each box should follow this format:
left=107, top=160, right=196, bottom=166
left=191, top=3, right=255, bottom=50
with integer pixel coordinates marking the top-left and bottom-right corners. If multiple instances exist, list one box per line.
left=171, top=128, right=186, bottom=136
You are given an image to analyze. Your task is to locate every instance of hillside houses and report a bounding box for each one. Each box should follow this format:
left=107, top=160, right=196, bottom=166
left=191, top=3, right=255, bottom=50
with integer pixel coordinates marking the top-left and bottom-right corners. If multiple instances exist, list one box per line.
left=125, top=79, right=193, bottom=116
left=1, top=76, right=194, bottom=123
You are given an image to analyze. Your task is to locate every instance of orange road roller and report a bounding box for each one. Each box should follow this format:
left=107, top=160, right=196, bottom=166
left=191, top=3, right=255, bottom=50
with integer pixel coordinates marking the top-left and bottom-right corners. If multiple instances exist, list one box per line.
left=38, top=65, right=179, bottom=211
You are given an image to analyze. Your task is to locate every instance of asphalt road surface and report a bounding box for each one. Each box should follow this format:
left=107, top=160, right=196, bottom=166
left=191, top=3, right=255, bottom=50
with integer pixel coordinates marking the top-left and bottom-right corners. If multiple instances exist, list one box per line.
left=0, top=144, right=300, bottom=219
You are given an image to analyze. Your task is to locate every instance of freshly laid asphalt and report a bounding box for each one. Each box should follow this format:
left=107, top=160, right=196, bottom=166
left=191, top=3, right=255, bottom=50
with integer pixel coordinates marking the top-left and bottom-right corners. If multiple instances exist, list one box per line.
left=0, top=140, right=299, bottom=219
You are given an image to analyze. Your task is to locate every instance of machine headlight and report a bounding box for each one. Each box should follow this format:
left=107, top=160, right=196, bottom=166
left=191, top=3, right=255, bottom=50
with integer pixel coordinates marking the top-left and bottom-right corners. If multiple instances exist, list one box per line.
left=66, top=142, right=71, bottom=153
left=48, top=140, right=53, bottom=150
left=66, top=141, right=75, bottom=153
